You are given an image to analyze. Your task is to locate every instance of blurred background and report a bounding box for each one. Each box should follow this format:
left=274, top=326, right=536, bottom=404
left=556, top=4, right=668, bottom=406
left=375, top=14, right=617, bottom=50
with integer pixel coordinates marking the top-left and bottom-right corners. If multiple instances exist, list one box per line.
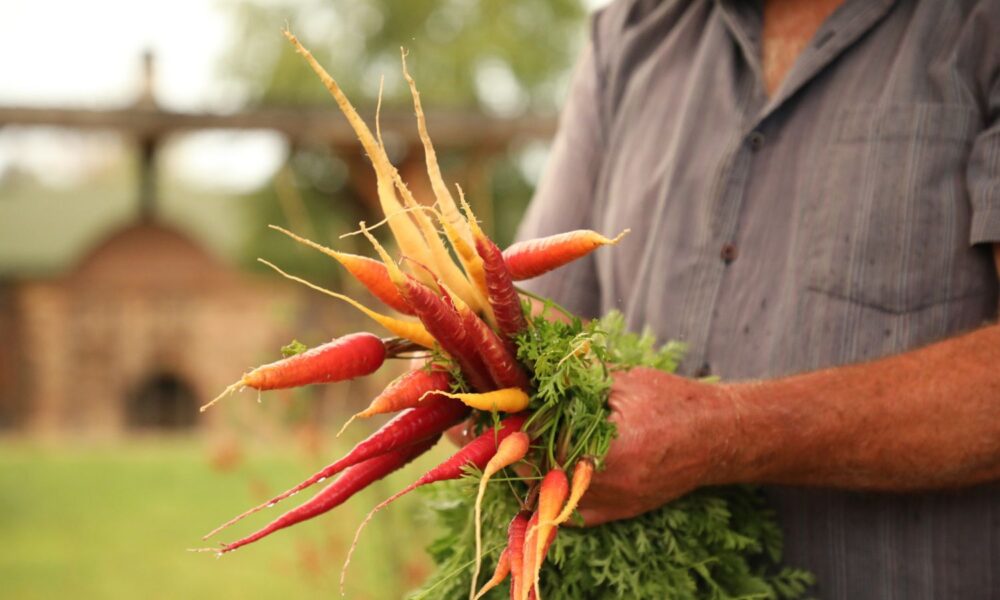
left=0, top=0, right=604, bottom=597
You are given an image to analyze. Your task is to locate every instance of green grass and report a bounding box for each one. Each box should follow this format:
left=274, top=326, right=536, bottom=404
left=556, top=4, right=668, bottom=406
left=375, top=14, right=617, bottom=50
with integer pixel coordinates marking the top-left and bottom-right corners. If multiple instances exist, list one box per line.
left=0, top=438, right=446, bottom=599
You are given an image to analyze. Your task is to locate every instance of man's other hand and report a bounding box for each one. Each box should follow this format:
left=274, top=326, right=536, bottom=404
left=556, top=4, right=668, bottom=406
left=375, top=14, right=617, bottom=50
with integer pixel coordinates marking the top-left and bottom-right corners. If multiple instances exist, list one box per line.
left=577, top=368, right=747, bottom=526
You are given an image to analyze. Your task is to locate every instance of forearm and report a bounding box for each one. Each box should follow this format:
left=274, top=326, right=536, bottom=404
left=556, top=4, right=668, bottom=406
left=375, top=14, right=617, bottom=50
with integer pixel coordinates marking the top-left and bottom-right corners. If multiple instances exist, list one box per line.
left=729, top=323, right=1000, bottom=490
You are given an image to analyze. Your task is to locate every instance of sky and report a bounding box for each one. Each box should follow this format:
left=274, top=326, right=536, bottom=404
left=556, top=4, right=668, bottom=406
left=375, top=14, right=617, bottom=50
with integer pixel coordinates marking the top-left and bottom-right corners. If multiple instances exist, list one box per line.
left=0, top=0, right=286, bottom=192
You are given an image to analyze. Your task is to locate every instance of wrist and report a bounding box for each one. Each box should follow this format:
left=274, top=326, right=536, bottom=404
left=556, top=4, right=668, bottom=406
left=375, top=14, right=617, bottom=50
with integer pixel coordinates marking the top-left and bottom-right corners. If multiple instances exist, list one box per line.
left=713, top=380, right=814, bottom=485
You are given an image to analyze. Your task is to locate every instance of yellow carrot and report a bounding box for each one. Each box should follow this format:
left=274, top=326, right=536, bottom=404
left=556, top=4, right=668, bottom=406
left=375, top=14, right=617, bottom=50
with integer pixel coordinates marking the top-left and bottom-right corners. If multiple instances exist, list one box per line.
left=283, top=30, right=436, bottom=287
left=427, top=388, right=530, bottom=413
left=400, top=48, right=474, bottom=249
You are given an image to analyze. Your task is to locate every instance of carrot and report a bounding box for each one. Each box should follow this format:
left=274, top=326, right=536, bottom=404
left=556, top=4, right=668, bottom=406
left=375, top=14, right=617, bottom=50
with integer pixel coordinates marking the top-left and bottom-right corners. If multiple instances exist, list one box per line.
left=258, top=258, right=435, bottom=349
left=283, top=30, right=439, bottom=288
left=518, top=511, right=541, bottom=600
left=438, top=209, right=495, bottom=324
left=399, top=48, right=474, bottom=249
left=525, top=469, right=569, bottom=600
left=506, top=511, right=531, bottom=600
left=389, top=170, right=483, bottom=313
left=203, top=394, right=468, bottom=539
left=268, top=225, right=414, bottom=315
left=463, top=307, right=532, bottom=391
left=361, top=225, right=495, bottom=391
left=341, top=413, right=530, bottom=591
left=201, top=332, right=385, bottom=412
left=503, top=229, right=630, bottom=281
left=549, top=458, right=594, bottom=526
left=211, top=434, right=438, bottom=554
left=472, top=547, right=510, bottom=600
left=471, top=432, right=531, bottom=599
left=458, top=191, right=527, bottom=339
left=337, top=366, right=452, bottom=437
left=430, top=389, right=530, bottom=413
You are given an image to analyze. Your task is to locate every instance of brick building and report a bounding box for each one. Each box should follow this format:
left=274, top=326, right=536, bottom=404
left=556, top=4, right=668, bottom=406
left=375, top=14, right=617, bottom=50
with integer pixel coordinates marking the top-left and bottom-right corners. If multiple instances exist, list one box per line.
left=0, top=221, right=296, bottom=436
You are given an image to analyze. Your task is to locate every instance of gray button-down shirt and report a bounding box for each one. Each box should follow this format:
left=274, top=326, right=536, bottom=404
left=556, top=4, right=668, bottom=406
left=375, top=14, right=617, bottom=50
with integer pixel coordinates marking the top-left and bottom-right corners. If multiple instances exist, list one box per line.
left=517, top=0, right=1000, bottom=597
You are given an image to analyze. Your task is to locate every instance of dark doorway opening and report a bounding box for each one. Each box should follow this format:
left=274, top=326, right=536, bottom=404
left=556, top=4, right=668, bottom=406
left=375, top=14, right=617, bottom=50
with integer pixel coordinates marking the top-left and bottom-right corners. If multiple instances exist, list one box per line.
left=126, top=373, right=198, bottom=430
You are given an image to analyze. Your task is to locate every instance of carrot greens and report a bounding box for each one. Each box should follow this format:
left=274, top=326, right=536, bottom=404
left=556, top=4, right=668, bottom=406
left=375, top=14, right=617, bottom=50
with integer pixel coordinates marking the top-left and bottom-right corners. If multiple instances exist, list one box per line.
left=414, top=313, right=813, bottom=600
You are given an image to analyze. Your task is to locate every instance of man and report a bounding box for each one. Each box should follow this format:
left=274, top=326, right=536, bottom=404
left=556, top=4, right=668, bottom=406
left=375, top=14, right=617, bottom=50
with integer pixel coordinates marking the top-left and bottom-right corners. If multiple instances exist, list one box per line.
left=516, top=0, right=1000, bottom=597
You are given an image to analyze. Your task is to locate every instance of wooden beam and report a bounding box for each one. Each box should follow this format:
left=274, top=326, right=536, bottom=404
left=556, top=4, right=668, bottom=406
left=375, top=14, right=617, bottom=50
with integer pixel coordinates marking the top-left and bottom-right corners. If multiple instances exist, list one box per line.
left=0, top=105, right=556, bottom=149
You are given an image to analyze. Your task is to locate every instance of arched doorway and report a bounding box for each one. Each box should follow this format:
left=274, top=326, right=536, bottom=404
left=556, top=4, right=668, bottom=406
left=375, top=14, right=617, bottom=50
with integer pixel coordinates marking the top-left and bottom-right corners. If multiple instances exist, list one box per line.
left=126, top=373, right=198, bottom=430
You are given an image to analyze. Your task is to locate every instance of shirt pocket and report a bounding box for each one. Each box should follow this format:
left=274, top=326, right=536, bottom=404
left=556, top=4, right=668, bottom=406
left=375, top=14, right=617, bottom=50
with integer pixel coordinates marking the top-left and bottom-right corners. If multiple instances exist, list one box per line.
left=804, top=103, right=985, bottom=314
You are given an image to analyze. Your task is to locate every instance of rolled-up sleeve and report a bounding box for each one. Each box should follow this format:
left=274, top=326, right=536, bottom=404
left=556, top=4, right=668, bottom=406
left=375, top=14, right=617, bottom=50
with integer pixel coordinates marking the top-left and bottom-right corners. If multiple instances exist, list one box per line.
left=515, top=33, right=607, bottom=318
left=968, top=75, right=1000, bottom=245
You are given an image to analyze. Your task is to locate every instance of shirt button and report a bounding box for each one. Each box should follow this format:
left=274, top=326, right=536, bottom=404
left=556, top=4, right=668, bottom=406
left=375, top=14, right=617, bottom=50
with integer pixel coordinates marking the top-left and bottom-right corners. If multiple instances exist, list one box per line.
left=748, top=131, right=765, bottom=151
left=720, top=243, right=738, bottom=264
left=694, top=362, right=712, bottom=378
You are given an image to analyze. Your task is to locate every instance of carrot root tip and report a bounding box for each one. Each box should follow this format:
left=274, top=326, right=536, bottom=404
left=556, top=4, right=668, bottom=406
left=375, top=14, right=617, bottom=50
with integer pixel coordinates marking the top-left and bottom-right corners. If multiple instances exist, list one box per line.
left=200, top=380, right=244, bottom=412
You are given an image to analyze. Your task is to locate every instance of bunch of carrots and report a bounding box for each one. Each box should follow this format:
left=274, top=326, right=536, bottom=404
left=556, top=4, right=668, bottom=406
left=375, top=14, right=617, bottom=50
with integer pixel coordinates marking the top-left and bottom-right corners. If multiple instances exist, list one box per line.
left=196, top=30, right=630, bottom=600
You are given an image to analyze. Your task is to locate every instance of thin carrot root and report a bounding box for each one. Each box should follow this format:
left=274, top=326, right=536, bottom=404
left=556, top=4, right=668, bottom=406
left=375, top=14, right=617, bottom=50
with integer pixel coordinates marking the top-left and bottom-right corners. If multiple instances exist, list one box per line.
left=257, top=258, right=436, bottom=349
left=200, top=380, right=244, bottom=412
left=340, top=486, right=412, bottom=594
left=335, top=414, right=358, bottom=438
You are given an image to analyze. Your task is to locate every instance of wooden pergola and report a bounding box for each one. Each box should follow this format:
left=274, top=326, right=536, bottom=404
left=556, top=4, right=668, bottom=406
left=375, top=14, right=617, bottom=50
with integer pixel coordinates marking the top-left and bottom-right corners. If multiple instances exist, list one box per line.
left=0, top=52, right=557, bottom=221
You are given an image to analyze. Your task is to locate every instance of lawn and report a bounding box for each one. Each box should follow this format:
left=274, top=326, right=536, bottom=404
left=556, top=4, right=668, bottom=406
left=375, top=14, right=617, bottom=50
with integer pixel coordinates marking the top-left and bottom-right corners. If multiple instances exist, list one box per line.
left=0, top=438, right=448, bottom=599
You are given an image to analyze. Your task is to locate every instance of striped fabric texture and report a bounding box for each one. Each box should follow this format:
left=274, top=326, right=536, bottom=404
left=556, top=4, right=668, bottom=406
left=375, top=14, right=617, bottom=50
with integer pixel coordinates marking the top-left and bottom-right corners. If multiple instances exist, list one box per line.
left=517, top=0, right=1000, bottom=597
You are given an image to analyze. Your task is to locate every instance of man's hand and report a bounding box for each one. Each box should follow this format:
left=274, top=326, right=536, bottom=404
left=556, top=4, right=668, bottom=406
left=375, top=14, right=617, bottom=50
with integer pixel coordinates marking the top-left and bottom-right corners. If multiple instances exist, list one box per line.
left=577, top=368, right=745, bottom=526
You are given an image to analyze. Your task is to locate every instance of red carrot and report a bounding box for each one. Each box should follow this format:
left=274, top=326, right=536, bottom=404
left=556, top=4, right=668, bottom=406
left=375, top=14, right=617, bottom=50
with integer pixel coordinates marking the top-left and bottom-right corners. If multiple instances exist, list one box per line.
left=269, top=224, right=414, bottom=315
left=337, top=366, right=452, bottom=436
left=502, top=229, right=629, bottom=281
left=362, top=224, right=495, bottom=392
left=463, top=308, right=532, bottom=391
left=458, top=191, right=527, bottom=339
left=507, top=511, right=531, bottom=600
left=342, top=413, right=530, bottom=591
left=201, top=332, right=386, bottom=411
left=203, top=395, right=469, bottom=539
left=211, top=434, right=439, bottom=554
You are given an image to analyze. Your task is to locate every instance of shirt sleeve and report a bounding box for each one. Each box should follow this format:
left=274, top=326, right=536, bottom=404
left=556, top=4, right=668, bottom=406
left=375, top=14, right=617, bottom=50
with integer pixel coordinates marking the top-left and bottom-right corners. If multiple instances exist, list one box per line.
left=968, top=72, right=1000, bottom=246
left=514, top=35, right=607, bottom=318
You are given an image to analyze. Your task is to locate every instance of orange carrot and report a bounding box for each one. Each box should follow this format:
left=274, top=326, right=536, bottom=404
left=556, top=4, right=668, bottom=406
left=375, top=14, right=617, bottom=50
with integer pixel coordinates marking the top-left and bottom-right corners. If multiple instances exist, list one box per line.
left=502, top=229, right=629, bottom=281
left=524, top=469, right=569, bottom=600
left=472, top=547, right=510, bottom=600
left=268, top=225, right=414, bottom=315
left=431, top=389, right=530, bottom=413
left=337, top=366, right=452, bottom=436
left=202, top=332, right=385, bottom=412
left=258, top=259, right=436, bottom=349
left=550, top=458, right=594, bottom=526
left=471, top=432, right=531, bottom=598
